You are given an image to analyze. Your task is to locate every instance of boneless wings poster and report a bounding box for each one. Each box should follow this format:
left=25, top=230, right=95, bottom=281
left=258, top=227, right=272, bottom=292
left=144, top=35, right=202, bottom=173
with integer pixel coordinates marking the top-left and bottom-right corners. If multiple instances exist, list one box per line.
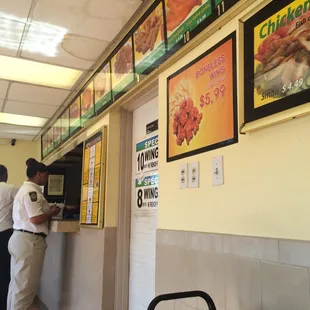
left=167, top=32, right=238, bottom=161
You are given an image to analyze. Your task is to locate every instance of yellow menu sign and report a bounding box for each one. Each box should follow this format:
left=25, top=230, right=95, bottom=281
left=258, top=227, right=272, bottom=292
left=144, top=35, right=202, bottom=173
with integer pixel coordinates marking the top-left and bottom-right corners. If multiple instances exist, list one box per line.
left=80, top=128, right=107, bottom=229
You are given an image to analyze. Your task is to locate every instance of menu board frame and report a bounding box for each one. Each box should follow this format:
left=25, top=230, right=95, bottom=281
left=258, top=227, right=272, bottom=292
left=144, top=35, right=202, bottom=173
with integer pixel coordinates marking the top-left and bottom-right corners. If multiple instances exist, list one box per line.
left=80, top=127, right=107, bottom=229
left=166, top=32, right=238, bottom=162
left=41, top=133, right=48, bottom=159
left=53, top=119, right=61, bottom=148
left=41, top=0, right=242, bottom=158
left=94, top=61, right=113, bottom=115
left=81, top=80, right=95, bottom=126
left=111, top=35, right=136, bottom=101
left=60, top=108, right=70, bottom=143
left=47, top=127, right=54, bottom=154
left=243, top=0, right=306, bottom=122
left=69, top=96, right=82, bottom=136
left=164, top=0, right=239, bottom=54
left=133, top=0, right=168, bottom=77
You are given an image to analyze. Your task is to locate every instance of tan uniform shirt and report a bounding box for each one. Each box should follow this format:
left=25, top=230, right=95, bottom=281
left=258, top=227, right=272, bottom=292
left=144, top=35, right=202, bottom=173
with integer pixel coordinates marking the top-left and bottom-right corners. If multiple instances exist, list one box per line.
left=13, top=181, right=50, bottom=235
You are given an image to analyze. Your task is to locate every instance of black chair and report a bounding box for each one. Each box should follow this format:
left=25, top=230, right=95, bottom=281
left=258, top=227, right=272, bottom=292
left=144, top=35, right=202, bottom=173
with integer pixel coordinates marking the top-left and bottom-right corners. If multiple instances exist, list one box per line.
left=147, top=290, right=216, bottom=310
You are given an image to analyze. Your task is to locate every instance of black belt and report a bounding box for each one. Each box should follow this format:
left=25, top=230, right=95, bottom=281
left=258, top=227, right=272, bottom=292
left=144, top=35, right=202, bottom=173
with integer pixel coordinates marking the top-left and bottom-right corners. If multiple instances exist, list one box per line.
left=15, top=229, right=47, bottom=239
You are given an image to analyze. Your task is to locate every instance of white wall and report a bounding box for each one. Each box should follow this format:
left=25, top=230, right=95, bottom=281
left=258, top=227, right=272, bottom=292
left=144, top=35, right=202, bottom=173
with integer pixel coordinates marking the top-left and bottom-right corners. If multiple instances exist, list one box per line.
left=129, top=97, right=158, bottom=310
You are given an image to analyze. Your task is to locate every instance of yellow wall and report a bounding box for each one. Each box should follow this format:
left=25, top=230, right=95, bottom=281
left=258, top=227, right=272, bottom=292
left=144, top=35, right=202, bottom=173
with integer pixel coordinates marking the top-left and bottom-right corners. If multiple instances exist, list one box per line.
left=86, top=110, right=120, bottom=227
left=0, top=139, right=41, bottom=186
left=158, top=2, right=310, bottom=241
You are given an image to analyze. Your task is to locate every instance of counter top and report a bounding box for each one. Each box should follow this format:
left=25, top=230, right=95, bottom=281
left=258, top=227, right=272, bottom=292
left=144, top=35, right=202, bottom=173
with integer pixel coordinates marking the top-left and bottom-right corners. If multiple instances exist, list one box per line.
left=49, top=220, right=80, bottom=233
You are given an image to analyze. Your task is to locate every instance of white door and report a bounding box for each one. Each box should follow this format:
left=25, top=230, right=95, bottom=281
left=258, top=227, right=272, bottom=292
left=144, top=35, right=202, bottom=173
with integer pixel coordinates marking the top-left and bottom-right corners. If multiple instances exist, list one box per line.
left=129, top=97, right=158, bottom=310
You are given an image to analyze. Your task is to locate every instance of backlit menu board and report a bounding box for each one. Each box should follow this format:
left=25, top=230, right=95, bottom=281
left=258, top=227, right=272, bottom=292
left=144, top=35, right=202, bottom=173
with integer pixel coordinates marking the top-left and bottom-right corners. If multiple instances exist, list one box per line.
left=47, top=128, right=54, bottom=154
left=80, top=128, right=107, bottom=229
left=60, top=109, right=70, bottom=142
left=81, top=81, right=95, bottom=126
left=167, top=32, right=238, bottom=161
left=164, top=0, right=240, bottom=51
left=41, top=0, right=242, bottom=158
left=134, top=1, right=166, bottom=75
left=94, top=63, right=112, bottom=113
left=69, top=97, right=81, bottom=135
left=165, top=0, right=212, bottom=50
left=42, top=134, right=48, bottom=158
left=244, top=0, right=309, bottom=122
left=53, top=119, right=61, bottom=147
left=111, top=37, right=135, bottom=99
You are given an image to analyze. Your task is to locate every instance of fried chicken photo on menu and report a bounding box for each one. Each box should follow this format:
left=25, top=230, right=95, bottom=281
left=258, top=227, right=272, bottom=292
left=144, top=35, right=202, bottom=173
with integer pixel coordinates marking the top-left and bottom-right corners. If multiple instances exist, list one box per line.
left=169, top=80, right=203, bottom=146
left=135, top=8, right=163, bottom=55
left=82, top=88, right=92, bottom=113
left=254, top=9, right=310, bottom=97
left=165, top=0, right=202, bottom=33
left=114, top=44, right=133, bottom=77
left=95, top=74, right=106, bottom=98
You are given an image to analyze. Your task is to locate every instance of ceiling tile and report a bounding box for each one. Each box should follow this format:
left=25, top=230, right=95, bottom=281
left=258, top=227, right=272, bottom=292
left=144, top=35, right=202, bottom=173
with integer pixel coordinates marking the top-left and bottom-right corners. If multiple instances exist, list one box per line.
left=0, top=123, right=40, bottom=137
left=0, top=99, right=4, bottom=110
left=0, top=80, right=9, bottom=98
left=4, top=100, right=58, bottom=118
left=30, top=0, right=141, bottom=41
left=0, top=17, right=24, bottom=57
left=8, top=82, right=70, bottom=106
left=21, top=45, right=94, bottom=70
left=0, top=0, right=32, bottom=20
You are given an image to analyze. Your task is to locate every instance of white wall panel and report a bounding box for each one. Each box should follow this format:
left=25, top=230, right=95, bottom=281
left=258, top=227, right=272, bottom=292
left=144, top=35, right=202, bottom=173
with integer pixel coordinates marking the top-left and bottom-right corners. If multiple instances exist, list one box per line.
left=129, top=97, right=158, bottom=310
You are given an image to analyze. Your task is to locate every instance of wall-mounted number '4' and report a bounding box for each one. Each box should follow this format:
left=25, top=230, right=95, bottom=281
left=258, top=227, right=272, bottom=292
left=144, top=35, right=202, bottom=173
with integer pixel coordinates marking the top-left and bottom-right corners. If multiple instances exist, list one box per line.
left=217, top=0, right=225, bottom=16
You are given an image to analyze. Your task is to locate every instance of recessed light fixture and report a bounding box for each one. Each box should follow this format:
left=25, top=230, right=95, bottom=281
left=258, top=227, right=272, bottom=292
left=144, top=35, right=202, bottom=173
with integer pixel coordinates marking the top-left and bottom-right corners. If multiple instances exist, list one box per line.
left=0, top=55, right=82, bottom=89
left=0, top=13, right=68, bottom=57
left=0, top=112, right=47, bottom=127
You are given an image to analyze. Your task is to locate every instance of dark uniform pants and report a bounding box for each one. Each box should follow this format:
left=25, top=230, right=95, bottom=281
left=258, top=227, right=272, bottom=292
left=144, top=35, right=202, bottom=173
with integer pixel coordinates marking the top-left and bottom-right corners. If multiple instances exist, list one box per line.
left=0, top=229, right=12, bottom=310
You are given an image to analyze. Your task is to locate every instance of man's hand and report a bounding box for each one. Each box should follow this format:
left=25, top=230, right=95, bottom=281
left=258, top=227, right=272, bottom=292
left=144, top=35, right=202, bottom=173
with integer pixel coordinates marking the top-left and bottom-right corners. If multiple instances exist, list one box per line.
left=50, top=205, right=60, bottom=217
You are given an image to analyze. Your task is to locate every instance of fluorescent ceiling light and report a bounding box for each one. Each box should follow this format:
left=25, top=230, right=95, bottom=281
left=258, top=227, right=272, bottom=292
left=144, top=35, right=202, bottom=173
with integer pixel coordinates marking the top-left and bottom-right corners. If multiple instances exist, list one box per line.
left=0, top=112, right=47, bottom=127
left=0, top=55, right=82, bottom=89
left=0, top=13, right=68, bottom=57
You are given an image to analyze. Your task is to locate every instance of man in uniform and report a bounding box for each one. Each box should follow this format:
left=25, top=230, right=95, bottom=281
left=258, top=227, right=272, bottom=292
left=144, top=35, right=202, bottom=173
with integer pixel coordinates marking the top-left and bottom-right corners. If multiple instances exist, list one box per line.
left=0, top=165, right=18, bottom=309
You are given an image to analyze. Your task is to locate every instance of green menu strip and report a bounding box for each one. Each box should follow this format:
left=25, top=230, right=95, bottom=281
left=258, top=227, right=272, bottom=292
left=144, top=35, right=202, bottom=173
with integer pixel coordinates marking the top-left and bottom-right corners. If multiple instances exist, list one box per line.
left=95, top=92, right=112, bottom=112
left=168, top=1, right=212, bottom=50
left=215, top=0, right=224, bottom=5
left=81, top=109, right=95, bottom=126
left=70, top=120, right=80, bottom=134
left=54, top=138, right=61, bottom=147
left=135, top=41, right=165, bottom=74
left=61, top=131, right=69, bottom=141
left=112, top=74, right=134, bottom=96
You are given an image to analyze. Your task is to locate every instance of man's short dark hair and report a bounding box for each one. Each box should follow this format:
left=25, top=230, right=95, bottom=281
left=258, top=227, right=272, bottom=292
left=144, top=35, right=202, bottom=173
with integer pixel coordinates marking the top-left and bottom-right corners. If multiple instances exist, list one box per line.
left=0, top=165, right=7, bottom=176
left=0, top=165, right=8, bottom=181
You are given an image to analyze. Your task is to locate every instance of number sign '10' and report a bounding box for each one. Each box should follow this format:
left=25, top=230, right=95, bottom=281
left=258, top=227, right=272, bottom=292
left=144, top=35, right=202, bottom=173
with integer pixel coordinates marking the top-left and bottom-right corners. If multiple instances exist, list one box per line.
left=136, top=135, right=158, bottom=174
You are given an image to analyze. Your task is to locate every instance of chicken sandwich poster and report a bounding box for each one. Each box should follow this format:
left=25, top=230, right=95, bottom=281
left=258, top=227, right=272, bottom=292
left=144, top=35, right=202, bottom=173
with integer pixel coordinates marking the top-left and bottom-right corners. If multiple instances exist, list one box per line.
left=167, top=32, right=238, bottom=162
left=244, top=0, right=310, bottom=122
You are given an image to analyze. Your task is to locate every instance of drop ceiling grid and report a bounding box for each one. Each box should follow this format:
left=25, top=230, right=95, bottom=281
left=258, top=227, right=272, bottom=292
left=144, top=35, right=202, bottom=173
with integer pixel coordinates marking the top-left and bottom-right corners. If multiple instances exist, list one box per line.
left=4, top=100, right=58, bottom=118
left=0, top=123, right=41, bottom=140
left=7, top=82, right=71, bottom=106
left=0, top=0, right=143, bottom=140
